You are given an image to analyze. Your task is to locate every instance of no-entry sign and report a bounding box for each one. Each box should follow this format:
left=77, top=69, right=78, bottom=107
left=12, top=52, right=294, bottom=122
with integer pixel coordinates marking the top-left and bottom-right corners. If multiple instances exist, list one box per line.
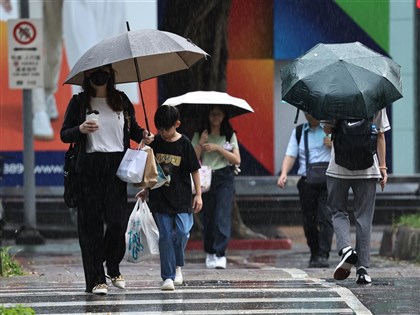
left=7, top=19, right=44, bottom=89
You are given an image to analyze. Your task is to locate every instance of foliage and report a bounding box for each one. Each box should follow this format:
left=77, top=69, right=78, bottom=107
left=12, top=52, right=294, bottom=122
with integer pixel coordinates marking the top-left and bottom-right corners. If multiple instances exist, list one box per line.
left=0, top=305, right=35, bottom=315
left=0, top=247, right=25, bottom=277
left=394, top=213, right=420, bottom=229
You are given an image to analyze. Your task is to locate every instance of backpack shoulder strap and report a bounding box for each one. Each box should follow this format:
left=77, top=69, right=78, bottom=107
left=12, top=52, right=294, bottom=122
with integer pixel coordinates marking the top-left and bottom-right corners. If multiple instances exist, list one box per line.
left=295, top=123, right=304, bottom=145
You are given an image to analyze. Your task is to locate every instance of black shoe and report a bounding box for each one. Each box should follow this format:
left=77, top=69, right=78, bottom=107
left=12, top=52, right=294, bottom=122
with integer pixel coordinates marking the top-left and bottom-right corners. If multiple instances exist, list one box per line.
left=308, top=256, right=330, bottom=268
left=356, top=267, right=372, bottom=284
left=315, top=256, right=330, bottom=268
left=334, top=248, right=358, bottom=280
left=308, top=255, right=319, bottom=268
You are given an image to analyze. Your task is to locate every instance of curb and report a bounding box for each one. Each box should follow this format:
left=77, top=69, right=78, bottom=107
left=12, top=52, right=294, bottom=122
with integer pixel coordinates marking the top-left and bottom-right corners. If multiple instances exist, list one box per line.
left=186, top=238, right=293, bottom=251
left=379, top=226, right=420, bottom=261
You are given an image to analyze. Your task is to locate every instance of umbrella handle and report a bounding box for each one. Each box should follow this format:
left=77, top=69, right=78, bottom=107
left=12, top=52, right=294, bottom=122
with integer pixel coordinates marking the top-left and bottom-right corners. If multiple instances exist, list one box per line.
left=294, top=108, right=300, bottom=124
left=138, top=81, right=151, bottom=134
left=126, top=21, right=150, bottom=134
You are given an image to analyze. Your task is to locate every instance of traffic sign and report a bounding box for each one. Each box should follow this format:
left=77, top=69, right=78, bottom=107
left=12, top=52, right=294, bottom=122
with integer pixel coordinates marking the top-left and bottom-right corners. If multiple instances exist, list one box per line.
left=7, top=19, right=44, bottom=89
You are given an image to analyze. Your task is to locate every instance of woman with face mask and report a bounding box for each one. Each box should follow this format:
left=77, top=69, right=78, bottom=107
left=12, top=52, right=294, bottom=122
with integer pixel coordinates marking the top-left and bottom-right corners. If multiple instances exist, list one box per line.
left=60, top=64, right=154, bottom=295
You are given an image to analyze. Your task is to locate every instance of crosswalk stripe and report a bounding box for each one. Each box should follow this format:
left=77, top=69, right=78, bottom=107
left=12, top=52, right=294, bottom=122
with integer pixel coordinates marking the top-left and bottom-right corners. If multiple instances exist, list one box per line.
left=40, top=310, right=354, bottom=315
left=0, top=287, right=343, bottom=297
left=2, top=296, right=347, bottom=308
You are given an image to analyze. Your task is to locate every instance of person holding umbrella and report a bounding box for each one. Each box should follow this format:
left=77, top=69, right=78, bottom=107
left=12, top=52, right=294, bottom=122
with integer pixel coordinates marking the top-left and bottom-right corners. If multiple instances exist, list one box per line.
left=277, top=112, right=333, bottom=268
left=324, top=108, right=390, bottom=285
left=60, top=64, right=154, bottom=295
left=191, top=105, right=241, bottom=269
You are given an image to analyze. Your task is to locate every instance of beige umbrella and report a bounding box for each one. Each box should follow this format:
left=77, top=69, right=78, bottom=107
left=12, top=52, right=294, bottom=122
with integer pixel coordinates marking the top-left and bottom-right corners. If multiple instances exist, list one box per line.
left=64, top=27, right=209, bottom=130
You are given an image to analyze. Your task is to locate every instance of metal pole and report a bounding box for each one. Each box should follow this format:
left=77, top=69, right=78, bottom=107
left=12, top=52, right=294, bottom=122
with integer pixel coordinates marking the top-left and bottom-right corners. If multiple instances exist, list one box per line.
left=16, top=0, right=44, bottom=245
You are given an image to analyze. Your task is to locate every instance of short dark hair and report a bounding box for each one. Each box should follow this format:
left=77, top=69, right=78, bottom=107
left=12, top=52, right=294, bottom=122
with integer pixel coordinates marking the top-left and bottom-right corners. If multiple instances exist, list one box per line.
left=154, top=105, right=180, bottom=130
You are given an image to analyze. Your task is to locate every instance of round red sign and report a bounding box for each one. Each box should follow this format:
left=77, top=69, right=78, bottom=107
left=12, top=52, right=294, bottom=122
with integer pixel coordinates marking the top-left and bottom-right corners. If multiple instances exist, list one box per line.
left=13, top=21, right=37, bottom=45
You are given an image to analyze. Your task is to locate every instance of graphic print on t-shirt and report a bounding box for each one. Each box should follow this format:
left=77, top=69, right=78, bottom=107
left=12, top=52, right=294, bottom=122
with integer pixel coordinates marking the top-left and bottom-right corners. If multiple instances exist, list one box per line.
left=155, top=153, right=181, bottom=180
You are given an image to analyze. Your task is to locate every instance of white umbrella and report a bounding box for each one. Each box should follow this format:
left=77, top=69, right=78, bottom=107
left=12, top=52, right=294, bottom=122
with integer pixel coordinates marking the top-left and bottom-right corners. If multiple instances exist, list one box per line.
left=162, top=91, right=254, bottom=118
left=64, top=27, right=209, bottom=130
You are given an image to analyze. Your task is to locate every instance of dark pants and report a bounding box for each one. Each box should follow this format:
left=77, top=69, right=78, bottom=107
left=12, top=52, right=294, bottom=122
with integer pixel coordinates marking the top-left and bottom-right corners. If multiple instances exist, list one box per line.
left=297, top=177, right=333, bottom=259
left=201, top=166, right=235, bottom=257
left=77, top=152, right=129, bottom=292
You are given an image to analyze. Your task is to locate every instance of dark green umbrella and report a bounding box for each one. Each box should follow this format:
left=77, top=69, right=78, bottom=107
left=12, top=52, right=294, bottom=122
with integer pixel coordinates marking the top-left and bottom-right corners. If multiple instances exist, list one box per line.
left=281, top=42, right=402, bottom=120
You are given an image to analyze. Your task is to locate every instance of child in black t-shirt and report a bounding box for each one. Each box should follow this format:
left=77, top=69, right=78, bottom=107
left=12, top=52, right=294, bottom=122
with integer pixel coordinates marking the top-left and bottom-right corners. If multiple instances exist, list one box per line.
left=136, top=105, right=202, bottom=291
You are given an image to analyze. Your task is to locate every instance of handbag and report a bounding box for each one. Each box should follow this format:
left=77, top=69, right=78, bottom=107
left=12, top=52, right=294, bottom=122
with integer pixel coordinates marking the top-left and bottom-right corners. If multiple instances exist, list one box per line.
left=134, top=146, right=170, bottom=190
left=134, top=146, right=158, bottom=189
left=304, top=130, right=328, bottom=184
left=124, top=199, right=159, bottom=263
left=116, top=146, right=148, bottom=183
left=191, top=165, right=212, bottom=194
left=63, top=143, right=78, bottom=208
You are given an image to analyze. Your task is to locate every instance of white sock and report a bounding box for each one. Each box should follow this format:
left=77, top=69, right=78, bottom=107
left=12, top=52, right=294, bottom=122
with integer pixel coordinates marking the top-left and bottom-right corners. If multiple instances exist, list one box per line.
left=341, top=246, right=352, bottom=255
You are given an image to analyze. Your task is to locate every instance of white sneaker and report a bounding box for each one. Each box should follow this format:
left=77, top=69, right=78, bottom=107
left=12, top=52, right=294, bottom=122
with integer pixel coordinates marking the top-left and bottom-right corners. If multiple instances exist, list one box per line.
left=33, top=111, right=54, bottom=141
left=161, top=279, right=175, bottom=291
left=215, top=256, right=227, bottom=269
left=46, top=94, right=59, bottom=120
left=205, top=253, right=216, bottom=269
left=174, top=266, right=183, bottom=285
left=108, top=274, right=125, bottom=289
left=92, top=283, right=108, bottom=295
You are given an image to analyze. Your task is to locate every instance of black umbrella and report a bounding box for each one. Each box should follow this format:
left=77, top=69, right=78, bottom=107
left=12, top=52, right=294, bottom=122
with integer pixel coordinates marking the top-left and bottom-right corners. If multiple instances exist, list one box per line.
left=281, top=41, right=402, bottom=120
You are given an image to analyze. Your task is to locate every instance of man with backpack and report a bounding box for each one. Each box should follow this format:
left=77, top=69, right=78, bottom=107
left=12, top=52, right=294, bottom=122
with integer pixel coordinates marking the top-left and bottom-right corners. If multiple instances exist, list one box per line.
left=277, top=113, right=333, bottom=268
left=324, top=108, right=390, bottom=285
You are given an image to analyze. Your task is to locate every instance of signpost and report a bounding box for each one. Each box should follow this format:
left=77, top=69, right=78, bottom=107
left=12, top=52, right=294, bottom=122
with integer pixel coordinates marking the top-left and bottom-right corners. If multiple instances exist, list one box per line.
left=7, top=18, right=44, bottom=88
left=7, top=1, right=44, bottom=244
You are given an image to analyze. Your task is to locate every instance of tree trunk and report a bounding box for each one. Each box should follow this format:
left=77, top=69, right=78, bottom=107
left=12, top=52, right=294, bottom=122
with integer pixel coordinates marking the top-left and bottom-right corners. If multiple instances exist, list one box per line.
left=161, top=0, right=264, bottom=239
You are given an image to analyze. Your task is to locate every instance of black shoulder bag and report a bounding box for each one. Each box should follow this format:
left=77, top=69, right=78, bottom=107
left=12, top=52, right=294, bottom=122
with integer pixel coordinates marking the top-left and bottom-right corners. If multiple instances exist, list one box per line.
left=64, top=143, right=79, bottom=208
left=304, top=129, right=328, bottom=185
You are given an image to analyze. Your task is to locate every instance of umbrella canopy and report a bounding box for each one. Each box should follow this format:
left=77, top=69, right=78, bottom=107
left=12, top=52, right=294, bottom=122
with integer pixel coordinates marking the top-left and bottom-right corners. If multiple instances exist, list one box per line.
left=281, top=41, right=402, bottom=120
left=162, top=91, right=254, bottom=118
left=64, top=29, right=209, bottom=85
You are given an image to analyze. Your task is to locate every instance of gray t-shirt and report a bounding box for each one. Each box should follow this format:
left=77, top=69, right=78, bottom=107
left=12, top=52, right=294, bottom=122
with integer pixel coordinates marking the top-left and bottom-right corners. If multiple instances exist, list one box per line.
left=326, top=108, right=391, bottom=179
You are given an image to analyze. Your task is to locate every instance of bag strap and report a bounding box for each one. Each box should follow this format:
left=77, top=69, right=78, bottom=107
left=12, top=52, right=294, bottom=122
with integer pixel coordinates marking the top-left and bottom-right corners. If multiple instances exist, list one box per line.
left=304, top=128, right=310, bottom=169
left=295, top=124, right=303, bottom=145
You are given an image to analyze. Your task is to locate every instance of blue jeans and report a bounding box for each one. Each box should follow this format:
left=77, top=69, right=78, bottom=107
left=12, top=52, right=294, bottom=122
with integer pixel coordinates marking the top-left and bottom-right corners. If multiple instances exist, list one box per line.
left=153, top=212, right=193, bottom=281
left=201, top=166, right=235, bottom=257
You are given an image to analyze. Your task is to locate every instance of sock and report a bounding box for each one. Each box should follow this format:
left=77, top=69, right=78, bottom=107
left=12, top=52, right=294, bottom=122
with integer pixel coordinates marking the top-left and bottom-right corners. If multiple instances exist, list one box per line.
left=339, top=246, right=352, bottom=256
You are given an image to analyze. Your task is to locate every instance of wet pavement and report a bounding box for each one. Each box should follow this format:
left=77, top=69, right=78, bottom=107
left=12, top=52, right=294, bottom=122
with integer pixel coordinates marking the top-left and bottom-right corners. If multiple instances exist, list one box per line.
left=1, top=226, right=420, bottom=314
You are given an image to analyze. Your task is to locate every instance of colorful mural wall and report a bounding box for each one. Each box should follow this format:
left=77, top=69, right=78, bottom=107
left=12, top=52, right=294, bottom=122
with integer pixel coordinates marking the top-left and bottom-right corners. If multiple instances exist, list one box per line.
left=0, top=0, right=393, bottom=186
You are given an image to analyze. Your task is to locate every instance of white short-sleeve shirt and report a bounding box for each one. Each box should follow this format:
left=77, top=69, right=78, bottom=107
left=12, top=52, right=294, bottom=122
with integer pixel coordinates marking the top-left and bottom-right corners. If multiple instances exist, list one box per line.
left=326, top=108, right=391, bottom=179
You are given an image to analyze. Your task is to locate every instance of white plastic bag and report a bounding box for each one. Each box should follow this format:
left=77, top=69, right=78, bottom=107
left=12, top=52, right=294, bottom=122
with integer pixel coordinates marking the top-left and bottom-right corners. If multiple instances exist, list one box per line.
left=191, top=165, right=212, bottom=194
left=116, top=148, right=148, bottom=183
left=124, top=199, right=159, bottom=263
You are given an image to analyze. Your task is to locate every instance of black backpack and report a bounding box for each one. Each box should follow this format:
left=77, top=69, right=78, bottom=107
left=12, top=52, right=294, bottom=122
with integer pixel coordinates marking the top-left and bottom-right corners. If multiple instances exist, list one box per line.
left=332, top=118, right=377, bottom=170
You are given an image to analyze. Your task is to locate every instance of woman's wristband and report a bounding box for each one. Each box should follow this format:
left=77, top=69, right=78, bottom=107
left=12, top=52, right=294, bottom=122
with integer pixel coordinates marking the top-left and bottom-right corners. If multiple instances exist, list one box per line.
left=379, top=166, right=388, bottom=170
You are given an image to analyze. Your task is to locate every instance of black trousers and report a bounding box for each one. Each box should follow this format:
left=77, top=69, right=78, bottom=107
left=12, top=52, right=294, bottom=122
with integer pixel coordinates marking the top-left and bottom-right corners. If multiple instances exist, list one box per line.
left=297, top=177, right=333, bottom=259
left=77, top=152, right=129, bottom=292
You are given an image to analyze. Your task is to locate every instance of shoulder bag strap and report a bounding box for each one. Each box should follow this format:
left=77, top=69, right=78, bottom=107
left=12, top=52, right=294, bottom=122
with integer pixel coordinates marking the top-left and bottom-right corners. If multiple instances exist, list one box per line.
left=304, top=128, right=310, bottom=170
